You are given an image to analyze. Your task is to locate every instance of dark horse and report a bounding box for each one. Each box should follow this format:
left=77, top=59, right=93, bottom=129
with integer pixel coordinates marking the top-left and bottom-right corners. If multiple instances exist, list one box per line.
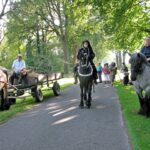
left=129, top=53, right=150, bottom=117
left=78, top=52, right=93, bottom=109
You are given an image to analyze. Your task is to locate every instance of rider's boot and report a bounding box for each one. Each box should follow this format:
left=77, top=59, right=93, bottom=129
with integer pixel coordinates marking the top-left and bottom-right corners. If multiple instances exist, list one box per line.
left=94, top=74, right=98, bottom=85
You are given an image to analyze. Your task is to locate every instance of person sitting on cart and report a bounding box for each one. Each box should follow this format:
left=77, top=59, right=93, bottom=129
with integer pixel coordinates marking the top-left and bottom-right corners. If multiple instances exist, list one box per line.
left=10, top=54, right=26, bottom=85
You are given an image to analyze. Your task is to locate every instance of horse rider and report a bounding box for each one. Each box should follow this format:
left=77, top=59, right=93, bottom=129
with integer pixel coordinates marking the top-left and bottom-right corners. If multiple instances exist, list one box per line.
left=77, top=40, right=98, bottom=84
left=141, top=36, right=150, bottom=62
left=10, top=54, right=26, bottom=85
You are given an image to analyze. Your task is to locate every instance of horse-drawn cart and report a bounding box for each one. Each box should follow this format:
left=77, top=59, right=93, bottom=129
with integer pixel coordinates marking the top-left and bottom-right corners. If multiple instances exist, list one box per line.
left=7, top=71, right=63, bottom=103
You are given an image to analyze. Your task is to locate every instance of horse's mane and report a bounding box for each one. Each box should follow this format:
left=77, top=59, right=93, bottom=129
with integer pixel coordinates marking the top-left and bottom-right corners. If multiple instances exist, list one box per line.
left=130, top=53, right=147, bottom=63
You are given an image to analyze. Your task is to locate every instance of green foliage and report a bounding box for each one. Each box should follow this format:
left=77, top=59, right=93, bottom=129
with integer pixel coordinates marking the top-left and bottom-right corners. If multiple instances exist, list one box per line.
left=0, top=0, right=149, bottom=71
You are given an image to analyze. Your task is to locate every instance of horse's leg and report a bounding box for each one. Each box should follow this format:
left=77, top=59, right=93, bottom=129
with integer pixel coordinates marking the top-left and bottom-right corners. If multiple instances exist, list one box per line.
left=145, top=92, right=150, bottom=117
left=137, top=94, right=145, bottom=115
left=79, top=86, right=84, bottom=108
left=87, top=82, right=92, bottom=109
left=3, top=86, right=10, bottom=110
left=143, top=94, right=150, bottom=117
left=84, top=88, right=87, bottom=101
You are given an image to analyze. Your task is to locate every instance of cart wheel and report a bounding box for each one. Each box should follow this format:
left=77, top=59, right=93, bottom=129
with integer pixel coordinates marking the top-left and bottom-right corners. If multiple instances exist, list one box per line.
left=32, top=87, right=43, bottom=102
left=9, top=98, right=16, bottom=105
left=52, top=82, right=60, bottom=96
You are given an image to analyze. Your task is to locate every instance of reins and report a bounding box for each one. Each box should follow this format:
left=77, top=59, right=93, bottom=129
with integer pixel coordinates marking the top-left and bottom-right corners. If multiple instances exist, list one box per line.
left=0, top=80, right=18, bottom=90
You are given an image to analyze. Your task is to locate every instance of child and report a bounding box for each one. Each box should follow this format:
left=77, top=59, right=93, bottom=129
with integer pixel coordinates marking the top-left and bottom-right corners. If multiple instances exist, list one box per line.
left=102, top=63, right=110, bottom=84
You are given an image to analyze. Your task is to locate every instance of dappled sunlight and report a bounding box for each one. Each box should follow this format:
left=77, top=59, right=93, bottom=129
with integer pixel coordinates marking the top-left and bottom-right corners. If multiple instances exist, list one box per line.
left=51, top=115, right=78, bottom=126
left=34, top=104, right=42, bottom=107
left=95, top=105, right=107, bottom=109
left=111, top=96, right=118, bottom=100
left=130, top=91, right=136, bottom=94
left=46, top=105, right=61, bottom=111
left=92, top=96, right=99, bottom=101
left=103, top=85, right=111, bottom=88
left=52, top=106, right=77, bottom=117
left=48, top=109, right=63, bottom=114
left=58, top=78, right=74, bottom=85
left=55, top=99, right=78, bottom=105
left=46, top=102, right=61, bottom=111
left=46, top=99, right=78, bottom=110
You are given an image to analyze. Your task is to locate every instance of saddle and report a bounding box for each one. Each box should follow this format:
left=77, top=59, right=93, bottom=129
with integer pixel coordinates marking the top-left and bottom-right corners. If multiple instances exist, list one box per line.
left=78, top=63, right=93, bottom=77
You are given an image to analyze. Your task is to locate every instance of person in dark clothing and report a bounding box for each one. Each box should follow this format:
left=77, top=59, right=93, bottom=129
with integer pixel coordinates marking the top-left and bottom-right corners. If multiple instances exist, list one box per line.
left=121, top=63, right=129, bottom=86
left=73, top=63, right=79, bottom=84
left=77, top=40, right=98, bottom=84
left=141, top=37, right=150, bottom=62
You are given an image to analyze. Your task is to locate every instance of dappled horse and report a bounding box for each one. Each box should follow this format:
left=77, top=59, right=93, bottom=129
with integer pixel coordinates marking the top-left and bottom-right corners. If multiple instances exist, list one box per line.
left=0, top=69, right=10, bottom=110
left=129, top=53, right=150, bottom=117
left=78, top=52, right=93, bottom=108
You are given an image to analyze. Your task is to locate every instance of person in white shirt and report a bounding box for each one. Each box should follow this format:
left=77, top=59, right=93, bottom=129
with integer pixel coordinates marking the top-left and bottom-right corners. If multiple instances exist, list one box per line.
left=10, top=54, right=26, bottom=84
left=12, top=54, right=26, bottom=73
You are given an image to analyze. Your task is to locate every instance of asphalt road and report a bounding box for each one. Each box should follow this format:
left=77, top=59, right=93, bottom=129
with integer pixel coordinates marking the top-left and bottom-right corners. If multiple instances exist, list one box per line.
left=0, top=83, right=131, bottom=150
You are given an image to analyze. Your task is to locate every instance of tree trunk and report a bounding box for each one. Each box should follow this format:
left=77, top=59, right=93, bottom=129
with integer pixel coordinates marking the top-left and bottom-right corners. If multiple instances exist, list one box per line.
left=118, top=51, right=122, bottom=69
left=115, top=51, right=119, bottom=68
left=26, top=37, right=33, bottom=65
left=62, top=36, right=68, bottom=74
left=73, top=44, right=79, bottom=65
left=36, top=27, right=41, bottom=54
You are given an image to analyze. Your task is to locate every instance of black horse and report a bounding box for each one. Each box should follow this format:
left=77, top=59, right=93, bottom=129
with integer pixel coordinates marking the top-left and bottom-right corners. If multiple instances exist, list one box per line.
left=78, top=52, right=93, bottom=108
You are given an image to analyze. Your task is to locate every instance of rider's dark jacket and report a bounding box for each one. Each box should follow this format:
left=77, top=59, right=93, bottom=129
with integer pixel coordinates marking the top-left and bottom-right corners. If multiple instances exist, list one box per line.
left=141, top=46, right=150, bottom=58
left=77, top=47, right=95, bottom=62
left=77, top=47, right=97, bottom=79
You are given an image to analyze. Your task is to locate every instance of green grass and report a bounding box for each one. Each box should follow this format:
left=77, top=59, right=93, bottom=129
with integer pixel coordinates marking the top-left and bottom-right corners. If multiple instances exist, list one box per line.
left=0, top=83, right=73, bottom=124
left=115, top=82, right=150, bottom=150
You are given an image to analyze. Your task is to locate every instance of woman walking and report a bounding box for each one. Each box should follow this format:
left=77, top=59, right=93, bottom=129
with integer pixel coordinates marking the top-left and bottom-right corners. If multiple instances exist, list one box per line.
left=102, top=63, right=110, bottom=84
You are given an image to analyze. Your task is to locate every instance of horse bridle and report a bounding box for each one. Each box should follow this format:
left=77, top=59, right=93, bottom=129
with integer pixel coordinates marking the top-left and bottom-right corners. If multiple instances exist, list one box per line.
left=131, top=62, right=144, bottom=74
left=80, top=48, right=90, bottom=67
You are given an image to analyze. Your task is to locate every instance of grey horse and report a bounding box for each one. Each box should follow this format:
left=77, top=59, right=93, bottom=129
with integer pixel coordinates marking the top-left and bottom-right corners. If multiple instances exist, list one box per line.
left=129, top=52, right=150, bottom=117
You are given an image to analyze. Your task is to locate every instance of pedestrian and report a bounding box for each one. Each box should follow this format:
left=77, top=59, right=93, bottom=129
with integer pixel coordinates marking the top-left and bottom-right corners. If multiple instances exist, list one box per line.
left=109, top=62, right=117, bottom=86
left=102, top=63, right=110, bottom=84
left=121, top=62, right=129, bottom=86
left=97, top=63, right=102, bottom=83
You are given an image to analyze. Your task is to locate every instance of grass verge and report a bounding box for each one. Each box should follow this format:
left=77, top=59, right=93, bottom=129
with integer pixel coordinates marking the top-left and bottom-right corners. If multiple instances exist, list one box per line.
left=115, top=82, right=150, bottom=150
left=0, top=82, right=73, bottom=124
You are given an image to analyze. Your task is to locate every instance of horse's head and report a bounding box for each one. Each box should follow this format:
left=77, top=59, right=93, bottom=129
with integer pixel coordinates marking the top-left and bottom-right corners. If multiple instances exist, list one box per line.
left=79, top=52, right=90, bottom=67
left=129, top=53, right=147, bottom=81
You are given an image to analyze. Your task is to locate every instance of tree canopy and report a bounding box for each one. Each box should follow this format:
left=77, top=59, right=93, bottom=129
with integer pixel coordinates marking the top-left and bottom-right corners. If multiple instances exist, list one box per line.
left=0, top=0, right=149, bottom=72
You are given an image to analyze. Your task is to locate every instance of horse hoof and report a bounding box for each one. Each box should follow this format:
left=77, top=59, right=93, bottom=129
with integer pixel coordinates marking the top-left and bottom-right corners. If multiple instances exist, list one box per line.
left=4, top=105, right=10, bottom=110
left=138, top=109, right=145, bottom=115
left=0, top=107, right=4, bottom=111
left=87, top=105, right=91, bottom=109
left=79, top=104, right=84, bottom=108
